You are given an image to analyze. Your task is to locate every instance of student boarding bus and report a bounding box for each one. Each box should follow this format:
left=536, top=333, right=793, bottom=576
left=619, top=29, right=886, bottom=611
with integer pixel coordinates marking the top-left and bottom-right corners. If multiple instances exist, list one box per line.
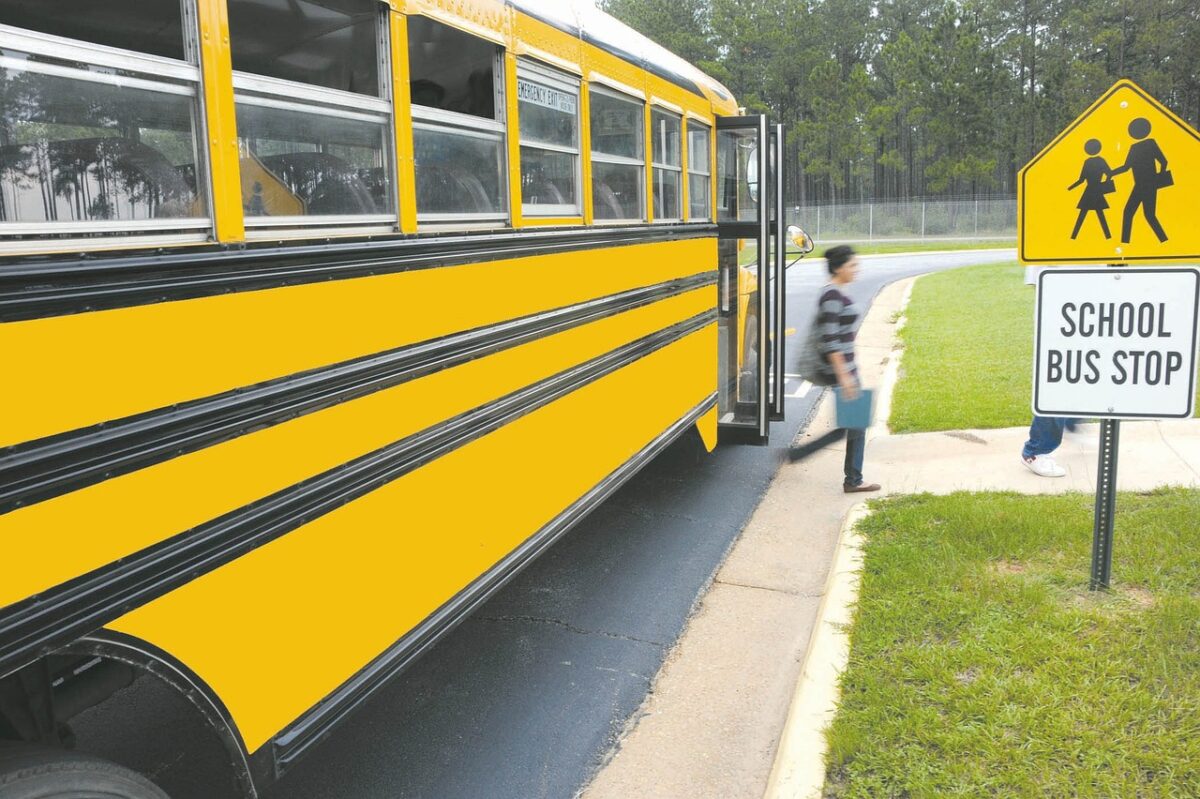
left=0, top=0, right=806, bottom=794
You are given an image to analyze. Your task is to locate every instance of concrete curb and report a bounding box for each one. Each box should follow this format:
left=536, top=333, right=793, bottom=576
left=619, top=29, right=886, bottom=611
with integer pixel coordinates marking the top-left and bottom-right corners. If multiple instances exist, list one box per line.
left=761, top=502, right=870, bottom=799
left=762, top=274, right=921, bottom=799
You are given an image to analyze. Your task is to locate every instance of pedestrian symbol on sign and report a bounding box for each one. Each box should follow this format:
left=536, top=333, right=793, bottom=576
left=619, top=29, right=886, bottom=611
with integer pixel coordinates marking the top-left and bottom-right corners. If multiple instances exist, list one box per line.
left=1067, top=139, right=1115, bottom=240
left=1066, top=118, right=1173, bottom=245
left=1110, top=117, right=1172, bottom=244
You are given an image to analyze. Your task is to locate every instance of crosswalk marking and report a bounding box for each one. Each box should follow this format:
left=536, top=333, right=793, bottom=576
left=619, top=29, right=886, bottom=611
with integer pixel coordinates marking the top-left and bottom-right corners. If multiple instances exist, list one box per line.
left=786, top=378, right=812, bottom=399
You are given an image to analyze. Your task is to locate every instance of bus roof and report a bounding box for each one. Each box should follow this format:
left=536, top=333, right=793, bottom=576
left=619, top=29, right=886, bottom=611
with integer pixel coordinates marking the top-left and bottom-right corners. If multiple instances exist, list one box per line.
left=507, top=0, right=735, bottom=109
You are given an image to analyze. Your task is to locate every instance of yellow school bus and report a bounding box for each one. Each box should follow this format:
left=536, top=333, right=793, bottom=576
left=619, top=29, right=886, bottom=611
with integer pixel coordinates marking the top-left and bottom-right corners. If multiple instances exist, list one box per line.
left=0, top=1, right=796, bottom=794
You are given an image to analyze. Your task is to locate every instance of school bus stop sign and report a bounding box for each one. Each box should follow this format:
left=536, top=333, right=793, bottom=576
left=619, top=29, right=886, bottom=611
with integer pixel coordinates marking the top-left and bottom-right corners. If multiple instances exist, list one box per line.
left=1019, top=80, right=1200, bottom=264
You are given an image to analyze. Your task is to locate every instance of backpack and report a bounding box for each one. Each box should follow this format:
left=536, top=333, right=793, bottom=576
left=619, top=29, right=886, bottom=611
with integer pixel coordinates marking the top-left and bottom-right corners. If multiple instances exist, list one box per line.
left=796, top=315, right=837, bottom=387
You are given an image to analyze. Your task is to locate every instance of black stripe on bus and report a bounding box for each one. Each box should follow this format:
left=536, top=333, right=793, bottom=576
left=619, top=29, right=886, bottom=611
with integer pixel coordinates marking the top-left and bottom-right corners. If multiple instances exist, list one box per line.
left=0, top=273, right=715, bottom=516
left=0, top=224, right=716, bottom=323
left=0, top=311, right=715, bottom=681
left=262, top=390, right=717, bottom=779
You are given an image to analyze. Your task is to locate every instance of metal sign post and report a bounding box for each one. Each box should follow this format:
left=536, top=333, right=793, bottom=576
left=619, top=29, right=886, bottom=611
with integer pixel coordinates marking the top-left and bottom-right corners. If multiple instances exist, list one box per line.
left=1090, top=418, right=1120, bottom=589
left=1090, top=263, right=1123, bottom=592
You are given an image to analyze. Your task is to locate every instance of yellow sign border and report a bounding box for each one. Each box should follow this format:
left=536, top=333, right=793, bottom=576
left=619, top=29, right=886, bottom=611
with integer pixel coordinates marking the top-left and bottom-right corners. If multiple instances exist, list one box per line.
left=1018, top=79, right=1200, bottom=264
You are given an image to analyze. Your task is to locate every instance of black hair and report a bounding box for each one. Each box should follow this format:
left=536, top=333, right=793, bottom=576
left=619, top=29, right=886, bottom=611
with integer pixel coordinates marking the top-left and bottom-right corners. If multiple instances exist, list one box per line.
left=824, top=245, right=856, bottom=275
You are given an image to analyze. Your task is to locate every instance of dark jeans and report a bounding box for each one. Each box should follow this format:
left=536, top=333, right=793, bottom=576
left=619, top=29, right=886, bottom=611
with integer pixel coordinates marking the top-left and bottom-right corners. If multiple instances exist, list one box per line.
left=1022, top=416, right=1079, bottom=459
left=787, top=427, right=866, bottom=485
left=844, top=427, right=866, bottom=487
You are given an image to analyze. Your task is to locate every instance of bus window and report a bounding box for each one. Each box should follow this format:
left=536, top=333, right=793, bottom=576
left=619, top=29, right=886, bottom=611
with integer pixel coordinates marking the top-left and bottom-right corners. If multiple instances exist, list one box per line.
left=651, top=108, right=682, bottom=221
left=229, top=0, right=395, bottom=228
left=589, top=86, right=644, bottom=222
left=0, top=4, right=208, bottom=238
left=0, top=0, right=184, bottom=60
left=687, top=122, right=711, bottom=220
left=229, top=0, right=380, bottom=96
left=517, top=60, right=580, bottom=218
left=717, top=127, right=758, bottom=223
left=408, top=16, right=507, bottom=223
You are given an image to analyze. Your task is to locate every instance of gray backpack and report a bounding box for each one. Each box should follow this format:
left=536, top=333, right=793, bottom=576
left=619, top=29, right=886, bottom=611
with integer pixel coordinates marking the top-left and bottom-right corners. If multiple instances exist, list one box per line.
left=796, top=315, right=837, bottom=386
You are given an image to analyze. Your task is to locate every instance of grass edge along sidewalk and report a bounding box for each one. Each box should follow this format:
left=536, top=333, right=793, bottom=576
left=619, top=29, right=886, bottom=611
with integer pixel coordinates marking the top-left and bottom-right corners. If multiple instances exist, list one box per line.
left=822, top=489, right=1200, bottom=799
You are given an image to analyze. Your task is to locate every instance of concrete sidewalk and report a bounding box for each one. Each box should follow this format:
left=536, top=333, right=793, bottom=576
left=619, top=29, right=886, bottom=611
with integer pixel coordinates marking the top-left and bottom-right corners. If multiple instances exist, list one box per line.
left=581, top=272, right=1200, bottom=799
left=872, top=420, right=1200, bottom=495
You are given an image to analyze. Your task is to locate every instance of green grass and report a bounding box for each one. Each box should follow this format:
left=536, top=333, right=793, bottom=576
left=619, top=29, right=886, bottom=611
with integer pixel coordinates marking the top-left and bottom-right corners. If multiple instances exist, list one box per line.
left=890, top=262, right=1033, bottom=432
left=826, top=489, right=1200, bottom=799
left=844, top=238, right=1015, bottom=256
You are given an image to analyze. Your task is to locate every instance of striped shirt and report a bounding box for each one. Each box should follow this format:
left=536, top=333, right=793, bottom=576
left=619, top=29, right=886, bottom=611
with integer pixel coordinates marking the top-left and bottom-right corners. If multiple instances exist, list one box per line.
left=817, top=284, right=859, bottom=383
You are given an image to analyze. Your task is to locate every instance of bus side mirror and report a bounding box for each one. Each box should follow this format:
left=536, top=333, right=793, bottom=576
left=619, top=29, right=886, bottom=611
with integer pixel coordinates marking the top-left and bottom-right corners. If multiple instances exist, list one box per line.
left=787, top=225, right=814, bottom=255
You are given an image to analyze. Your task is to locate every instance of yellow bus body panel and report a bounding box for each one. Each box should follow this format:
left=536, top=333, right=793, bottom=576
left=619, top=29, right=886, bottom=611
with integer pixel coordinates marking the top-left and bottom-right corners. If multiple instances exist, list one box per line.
left=0, top=239, right=712, bottom=449
left=391, top=10, right=419, bottom=235
left=512, top=10, right=582, bottom=74
left=108, top=325, right=715, bottom=751
left=696, top=405, right=718, bottom=452
left=519, top=216, right=586, bottom=228
left=0, top=281, right=714, bottom=608
left=503, top=49, right=525, bottom=229
left=196, top=0, right=244, bottom=243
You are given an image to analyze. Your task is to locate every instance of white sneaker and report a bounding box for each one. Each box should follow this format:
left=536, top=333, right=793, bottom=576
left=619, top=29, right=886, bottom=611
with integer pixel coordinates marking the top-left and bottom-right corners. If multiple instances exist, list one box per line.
left=1022, top=455, right=1066, bottom=478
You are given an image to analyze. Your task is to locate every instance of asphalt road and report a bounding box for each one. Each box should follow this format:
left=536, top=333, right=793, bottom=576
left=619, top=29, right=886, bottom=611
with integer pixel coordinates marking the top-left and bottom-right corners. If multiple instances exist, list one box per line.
left=73, top=249, right=1016, bottom=799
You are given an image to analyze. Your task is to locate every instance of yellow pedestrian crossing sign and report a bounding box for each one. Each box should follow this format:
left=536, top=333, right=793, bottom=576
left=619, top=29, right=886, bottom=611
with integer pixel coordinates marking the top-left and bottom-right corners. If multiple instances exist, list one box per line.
left=1019, top=80, right=1200, bottom=264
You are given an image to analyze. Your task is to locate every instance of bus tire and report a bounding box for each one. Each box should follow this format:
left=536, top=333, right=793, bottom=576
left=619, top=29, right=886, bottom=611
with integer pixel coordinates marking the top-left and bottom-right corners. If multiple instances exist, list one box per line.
left=0, top=744, right=169, bottom=799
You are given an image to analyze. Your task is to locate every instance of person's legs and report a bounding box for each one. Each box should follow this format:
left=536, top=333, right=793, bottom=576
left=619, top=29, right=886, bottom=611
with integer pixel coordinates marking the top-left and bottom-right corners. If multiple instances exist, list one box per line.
left=1095, top=209, right=1111, bottom=239
left=1022, top=416, right=1070, bottom=477
left=1022, top=415, right=1066, bottom=459
left=844, top=427, right=865, bottom=487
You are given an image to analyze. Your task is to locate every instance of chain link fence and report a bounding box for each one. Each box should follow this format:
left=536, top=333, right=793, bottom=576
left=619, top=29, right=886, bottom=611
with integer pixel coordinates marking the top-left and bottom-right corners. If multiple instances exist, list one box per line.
left=787, top=197, right=1017, bottom=242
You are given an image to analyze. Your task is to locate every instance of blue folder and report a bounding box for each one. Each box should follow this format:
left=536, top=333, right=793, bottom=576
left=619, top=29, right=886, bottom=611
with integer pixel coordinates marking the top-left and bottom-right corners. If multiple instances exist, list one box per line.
left=835, top=388, right=875, bottom=430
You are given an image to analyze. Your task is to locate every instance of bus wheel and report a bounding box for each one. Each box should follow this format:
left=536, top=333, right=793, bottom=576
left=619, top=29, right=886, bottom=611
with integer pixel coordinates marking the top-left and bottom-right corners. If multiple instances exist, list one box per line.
left=0, top=744, right=169, bottom=799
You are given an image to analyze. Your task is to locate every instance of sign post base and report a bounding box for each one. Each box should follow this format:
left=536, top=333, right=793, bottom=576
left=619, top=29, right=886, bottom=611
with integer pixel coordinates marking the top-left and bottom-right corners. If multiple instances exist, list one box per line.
left=1090, top=419, right=1120, bottom=590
